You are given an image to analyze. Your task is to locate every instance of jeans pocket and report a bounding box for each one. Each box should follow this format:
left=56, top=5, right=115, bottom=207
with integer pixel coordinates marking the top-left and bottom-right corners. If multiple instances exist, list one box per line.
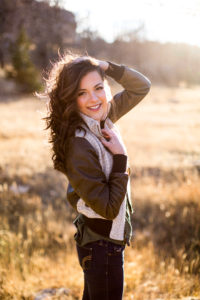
left=76, top=244, right=93, bottom=271
left=108, top=244, right=125, bottom=256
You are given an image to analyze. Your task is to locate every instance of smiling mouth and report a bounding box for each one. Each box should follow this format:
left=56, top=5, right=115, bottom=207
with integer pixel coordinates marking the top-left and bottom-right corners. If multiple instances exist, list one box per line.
left=87, top=103, right=102, bottom=111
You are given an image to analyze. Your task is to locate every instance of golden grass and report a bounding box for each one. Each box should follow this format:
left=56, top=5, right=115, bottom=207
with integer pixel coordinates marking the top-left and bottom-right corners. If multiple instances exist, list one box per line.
left=1, top=245, right=199, bottom=300
left=116, top=84, right=200, bottom=169
left=0, top=84, right=200, bottom=299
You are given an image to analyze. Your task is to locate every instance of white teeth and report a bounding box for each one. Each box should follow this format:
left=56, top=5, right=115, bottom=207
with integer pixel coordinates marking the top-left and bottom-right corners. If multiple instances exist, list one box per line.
left=88, top=104, right=101, bottom=109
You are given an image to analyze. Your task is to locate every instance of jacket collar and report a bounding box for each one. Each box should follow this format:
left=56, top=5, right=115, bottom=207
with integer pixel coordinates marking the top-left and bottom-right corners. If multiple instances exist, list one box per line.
left=79, top=112, right=105, bottom=138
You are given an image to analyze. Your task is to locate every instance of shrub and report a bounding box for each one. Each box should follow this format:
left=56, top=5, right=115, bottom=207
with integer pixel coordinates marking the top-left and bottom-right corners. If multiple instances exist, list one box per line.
left=8, top=27, right=42, bottom=93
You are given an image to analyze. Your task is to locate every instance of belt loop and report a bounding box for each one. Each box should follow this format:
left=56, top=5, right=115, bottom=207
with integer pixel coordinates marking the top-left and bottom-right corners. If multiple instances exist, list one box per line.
left=99, top=240, right=103, bottom=246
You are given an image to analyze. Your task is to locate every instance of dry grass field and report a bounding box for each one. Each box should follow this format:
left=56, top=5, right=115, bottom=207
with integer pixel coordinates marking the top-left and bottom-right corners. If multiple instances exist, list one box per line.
left=0, top=83, right=200, bottom=299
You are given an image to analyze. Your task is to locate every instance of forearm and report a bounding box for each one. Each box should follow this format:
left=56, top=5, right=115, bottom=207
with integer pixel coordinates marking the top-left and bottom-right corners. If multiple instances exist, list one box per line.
left=105, top=61, right=151, bottom=122
left=105, top=61, right=151, bottom=92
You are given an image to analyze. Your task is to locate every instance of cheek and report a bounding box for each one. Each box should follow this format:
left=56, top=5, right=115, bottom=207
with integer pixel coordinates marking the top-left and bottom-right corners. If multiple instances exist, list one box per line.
left=102, top=100, right=108, bottom=113
left=76, top=98, right=86, bottom=110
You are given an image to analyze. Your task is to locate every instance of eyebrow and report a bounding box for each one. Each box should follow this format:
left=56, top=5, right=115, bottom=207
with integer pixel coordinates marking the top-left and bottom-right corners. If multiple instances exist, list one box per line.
left=78, top=82, right=103, bottom=91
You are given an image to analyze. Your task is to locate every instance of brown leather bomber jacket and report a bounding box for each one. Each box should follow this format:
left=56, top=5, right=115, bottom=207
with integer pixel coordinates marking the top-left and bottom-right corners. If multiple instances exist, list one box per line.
left=65, top=62, right=151, bottom=242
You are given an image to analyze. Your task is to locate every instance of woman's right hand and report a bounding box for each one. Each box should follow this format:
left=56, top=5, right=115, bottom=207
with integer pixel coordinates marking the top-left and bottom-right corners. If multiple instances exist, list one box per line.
left=100, top=128, right=127, bottom=155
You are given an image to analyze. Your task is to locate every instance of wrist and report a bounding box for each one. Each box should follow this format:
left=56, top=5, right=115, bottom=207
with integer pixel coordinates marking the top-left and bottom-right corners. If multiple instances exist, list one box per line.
left=113, top=151, right=126, bottom=155
left=112, top=154, right=127, bottom=173
left=105, top=61, right=125, bottom=80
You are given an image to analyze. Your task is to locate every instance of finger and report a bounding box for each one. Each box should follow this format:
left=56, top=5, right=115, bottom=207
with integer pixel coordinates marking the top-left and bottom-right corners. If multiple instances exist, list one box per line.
left=101, top=128, right=109, bottom=132
left=101, top=130, right=111, bottom=138
left=102, top=132, right=110, bottom=138
left=102, top=127, right=115, bottom=133
left=100, top=137, right=110, bottom=146
left=101, top=128, right=114, bottom=136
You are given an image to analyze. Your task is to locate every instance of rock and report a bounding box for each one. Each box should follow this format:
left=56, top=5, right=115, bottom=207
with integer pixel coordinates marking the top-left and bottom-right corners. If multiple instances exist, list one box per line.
left=181, top=298, right=200, bottom=300
left=34, top=287, right=71, bottom=300
left=9, top=182, right=30, bottom=194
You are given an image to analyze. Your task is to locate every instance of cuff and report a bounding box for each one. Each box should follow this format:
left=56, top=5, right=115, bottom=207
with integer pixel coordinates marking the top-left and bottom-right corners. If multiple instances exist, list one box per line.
left=112, top=154, right=127, bottom=173
left=105, top=61, right=125, bottom=81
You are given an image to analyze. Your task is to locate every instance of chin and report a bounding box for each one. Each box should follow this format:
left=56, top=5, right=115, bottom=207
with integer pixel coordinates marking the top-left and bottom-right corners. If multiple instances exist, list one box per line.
left=90, top=112, right=104, bottom=122
left=91, top=115, right=101, bottom=122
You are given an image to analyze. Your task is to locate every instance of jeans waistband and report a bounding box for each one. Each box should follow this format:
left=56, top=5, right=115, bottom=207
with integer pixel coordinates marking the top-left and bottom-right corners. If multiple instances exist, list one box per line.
left=86, top=239, right=125, bottom=249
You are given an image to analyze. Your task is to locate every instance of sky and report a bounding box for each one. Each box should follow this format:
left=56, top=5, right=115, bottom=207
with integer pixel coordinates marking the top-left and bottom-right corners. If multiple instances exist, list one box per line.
left=57, top=0, right=200, bottom=46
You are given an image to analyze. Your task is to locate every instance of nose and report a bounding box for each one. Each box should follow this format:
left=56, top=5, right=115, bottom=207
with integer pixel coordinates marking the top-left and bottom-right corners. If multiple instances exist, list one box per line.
left=89, top=91, right=98, bottom=102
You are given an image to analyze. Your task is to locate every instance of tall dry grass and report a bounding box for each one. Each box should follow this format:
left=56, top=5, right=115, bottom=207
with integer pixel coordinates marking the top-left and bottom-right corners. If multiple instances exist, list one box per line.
left=0, top=84, right=200, bottom=299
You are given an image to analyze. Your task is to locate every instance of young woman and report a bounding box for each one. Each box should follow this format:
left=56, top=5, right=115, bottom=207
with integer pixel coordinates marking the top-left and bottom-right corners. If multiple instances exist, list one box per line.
left=43, top=52, right=151, bottom=300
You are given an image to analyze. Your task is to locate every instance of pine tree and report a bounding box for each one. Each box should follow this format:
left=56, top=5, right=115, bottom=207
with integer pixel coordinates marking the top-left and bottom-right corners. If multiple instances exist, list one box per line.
left=10, top=27, right=42, bottom=93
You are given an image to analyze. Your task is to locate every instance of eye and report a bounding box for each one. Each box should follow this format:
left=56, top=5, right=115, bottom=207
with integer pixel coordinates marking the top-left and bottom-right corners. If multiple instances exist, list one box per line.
left=96, top=86, right=103, bottom=91
left=78, top=91, right=86, bottom=97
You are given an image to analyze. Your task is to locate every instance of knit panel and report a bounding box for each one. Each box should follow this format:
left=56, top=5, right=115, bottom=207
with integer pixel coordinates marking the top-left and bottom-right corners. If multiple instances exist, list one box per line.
left=75, top=117, right=127, bottom=241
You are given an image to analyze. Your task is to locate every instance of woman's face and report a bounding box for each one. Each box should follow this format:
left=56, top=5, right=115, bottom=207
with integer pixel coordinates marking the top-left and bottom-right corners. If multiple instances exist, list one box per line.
left=76, top=71, right=110, bottom=122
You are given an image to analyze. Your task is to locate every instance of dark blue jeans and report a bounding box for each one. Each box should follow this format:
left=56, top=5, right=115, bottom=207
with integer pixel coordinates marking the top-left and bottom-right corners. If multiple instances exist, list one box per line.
left=76, top=240, right=125, bottom=300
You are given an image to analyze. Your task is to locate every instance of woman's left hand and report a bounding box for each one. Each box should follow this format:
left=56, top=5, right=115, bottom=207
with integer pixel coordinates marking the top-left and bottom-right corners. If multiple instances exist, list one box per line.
left=100, top=128, right=127, bottom=155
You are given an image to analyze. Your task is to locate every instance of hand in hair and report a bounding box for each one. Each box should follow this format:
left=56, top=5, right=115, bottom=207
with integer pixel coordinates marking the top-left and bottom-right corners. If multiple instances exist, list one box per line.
left=73, top=57, right=109, bottom=72
left=97, top=60, right=109, bottom=71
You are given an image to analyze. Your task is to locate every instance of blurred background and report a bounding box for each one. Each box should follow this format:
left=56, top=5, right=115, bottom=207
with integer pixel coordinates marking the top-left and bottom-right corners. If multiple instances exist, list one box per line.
left=0, top=0, right=200, bottom=299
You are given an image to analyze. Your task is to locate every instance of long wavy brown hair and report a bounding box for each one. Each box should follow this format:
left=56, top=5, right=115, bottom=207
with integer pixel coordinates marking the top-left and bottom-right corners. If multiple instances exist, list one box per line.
left=40, top=51, right=106, bottom=174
